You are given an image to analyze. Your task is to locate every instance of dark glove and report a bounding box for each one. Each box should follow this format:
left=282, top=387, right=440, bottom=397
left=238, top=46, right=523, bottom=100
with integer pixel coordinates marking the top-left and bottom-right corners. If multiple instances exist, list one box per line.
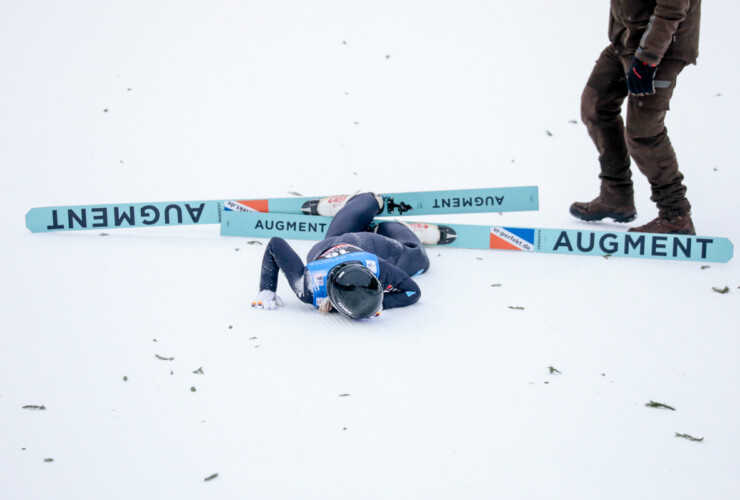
left=626, top=57, right=657, bottom=96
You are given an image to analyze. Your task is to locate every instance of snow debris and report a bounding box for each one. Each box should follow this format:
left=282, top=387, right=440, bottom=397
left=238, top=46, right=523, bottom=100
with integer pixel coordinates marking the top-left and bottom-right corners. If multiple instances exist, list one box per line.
left=675, top=433, right=704, bottom=442
left=645, top=401, right=676, bottom=411
left=22, top=405, right=46, bottom=411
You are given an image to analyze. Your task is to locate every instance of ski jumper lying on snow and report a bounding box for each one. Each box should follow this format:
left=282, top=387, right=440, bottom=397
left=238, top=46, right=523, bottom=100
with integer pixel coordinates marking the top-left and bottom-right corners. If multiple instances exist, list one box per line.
left=252, top=192, right=443, bottom=319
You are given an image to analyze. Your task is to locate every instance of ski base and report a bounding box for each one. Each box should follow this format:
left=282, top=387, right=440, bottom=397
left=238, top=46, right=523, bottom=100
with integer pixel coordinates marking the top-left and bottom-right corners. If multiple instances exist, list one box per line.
left=220, top=211, right=733, bottom=263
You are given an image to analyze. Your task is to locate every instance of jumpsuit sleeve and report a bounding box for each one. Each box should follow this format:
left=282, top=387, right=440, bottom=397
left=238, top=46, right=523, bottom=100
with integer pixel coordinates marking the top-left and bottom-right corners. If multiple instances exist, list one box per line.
left=379, top=260, right=421, bottom=310
left=636, top=0, right=692, bottom=65
left=259, top=237, right=314, bottom=304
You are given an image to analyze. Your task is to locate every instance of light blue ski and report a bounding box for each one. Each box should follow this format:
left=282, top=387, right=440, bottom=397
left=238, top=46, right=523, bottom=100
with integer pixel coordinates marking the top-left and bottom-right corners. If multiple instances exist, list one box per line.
left=220, top=211, right=734, bottom=264
left=25, top=186, right=538, bottom=232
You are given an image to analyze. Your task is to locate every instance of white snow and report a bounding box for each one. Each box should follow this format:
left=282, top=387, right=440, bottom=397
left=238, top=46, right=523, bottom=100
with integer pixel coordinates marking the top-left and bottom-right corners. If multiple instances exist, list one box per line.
left=1, top=1, right=739, bottom=499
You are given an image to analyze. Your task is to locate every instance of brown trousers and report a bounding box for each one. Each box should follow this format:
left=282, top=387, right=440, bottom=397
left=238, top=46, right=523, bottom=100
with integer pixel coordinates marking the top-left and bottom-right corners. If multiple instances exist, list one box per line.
left=581, top=46, right=691, bottom=215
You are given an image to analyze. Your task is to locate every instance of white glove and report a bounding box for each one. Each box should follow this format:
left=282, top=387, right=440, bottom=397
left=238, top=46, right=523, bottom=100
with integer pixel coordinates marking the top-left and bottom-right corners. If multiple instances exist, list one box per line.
left=251, top=290, right=284, bottom=310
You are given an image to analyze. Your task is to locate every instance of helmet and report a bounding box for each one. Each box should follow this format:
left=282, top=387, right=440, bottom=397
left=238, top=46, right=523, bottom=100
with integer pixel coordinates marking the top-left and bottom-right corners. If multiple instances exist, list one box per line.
left=326, top=262, right=383, bottom=319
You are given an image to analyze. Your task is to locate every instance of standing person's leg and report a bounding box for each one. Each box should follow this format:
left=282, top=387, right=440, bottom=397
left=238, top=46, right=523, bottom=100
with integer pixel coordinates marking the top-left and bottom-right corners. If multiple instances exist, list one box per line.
left=571, top=46, right=636, bottom=222
left=625, top=59, right=691, bottom=217
left=582, top=46, right=634, bottom=204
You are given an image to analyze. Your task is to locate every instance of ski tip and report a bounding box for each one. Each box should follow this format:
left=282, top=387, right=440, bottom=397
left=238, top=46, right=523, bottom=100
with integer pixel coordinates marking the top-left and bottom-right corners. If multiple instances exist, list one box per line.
left=25, top=208, right=41, bottom=233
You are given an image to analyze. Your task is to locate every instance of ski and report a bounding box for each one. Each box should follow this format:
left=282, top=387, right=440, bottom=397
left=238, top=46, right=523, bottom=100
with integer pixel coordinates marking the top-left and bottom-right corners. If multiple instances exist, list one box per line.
left=220, top=211, right=734, bottom=263
left=25, top=186, right=538, bottom=233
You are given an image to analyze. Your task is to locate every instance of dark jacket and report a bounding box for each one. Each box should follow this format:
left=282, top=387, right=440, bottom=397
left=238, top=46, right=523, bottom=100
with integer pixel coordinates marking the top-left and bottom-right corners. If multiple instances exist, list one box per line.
left=609, top=0, right=701, bottom=65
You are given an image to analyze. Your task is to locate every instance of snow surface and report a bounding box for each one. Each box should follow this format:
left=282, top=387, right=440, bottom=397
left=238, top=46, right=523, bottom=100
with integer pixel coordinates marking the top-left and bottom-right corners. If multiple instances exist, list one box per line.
left=1, top=1, right=739, bottom=499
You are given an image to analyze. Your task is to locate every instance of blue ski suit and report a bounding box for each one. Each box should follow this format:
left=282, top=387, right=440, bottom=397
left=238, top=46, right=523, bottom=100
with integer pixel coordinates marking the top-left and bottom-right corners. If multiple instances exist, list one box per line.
left=258, top=193, right=429, bottom=310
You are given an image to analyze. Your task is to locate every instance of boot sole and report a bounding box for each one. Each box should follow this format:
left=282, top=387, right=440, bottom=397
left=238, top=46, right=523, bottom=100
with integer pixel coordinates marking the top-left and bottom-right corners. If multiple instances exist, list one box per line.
left=437, top=225, right=457, bottom=245
left=569, top=207, right=637, bottom=223
left=628, top=228, right=696, bottom=235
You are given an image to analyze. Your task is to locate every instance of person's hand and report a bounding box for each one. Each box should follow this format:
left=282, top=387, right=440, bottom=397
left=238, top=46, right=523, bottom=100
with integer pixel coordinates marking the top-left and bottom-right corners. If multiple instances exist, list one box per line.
left=252, top=290, right=284, bottom=310
left=626, top=57, right=657, bottom=96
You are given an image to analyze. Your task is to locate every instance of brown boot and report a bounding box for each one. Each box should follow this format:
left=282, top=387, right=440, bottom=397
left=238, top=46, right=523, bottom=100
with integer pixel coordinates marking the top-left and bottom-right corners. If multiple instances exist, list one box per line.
left=628, top=212, right=696, bottom=235
left=569, top=196, right=637, bottom=223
